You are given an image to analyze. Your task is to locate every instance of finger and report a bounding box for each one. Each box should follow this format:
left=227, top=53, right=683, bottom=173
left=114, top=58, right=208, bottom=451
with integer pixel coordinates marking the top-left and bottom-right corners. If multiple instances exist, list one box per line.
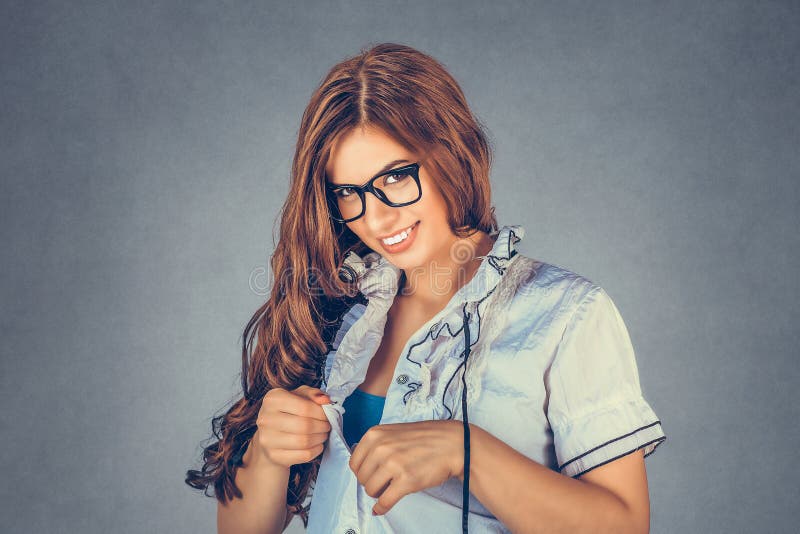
left=348, top=426, right=379, bottom=474
left=259, top=410, right=331, bottom=436
left=372, top=477, right=413, bottom=516
left=269, top=429, right=331, bottom=451
left=265, top=390, right=330, bottom=421
left=349, top=438, right=385, bottom=486
left=255, top=417, right=330, bottom=451
left=349, top=441, right=365, bottom=475
left=292, top=385, right=331, bottom=402
left=310, top=390, right=332, bottom=404
left=362, top=462, right=393, bottom=500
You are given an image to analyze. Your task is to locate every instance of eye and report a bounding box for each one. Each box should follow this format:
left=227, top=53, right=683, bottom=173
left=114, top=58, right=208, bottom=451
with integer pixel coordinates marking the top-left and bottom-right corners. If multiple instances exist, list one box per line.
left=382, top=172, right=412, bottom=187
left=334, top=187, right=358, bottom=201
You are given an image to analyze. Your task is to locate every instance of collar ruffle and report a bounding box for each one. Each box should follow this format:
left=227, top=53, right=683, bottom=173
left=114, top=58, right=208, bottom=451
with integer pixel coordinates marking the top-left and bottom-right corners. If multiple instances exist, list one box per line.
left=324, top=225, right=526, bottom=406
left=341, top=224, right=525, bottom=303
left=340, top=250, right=402, bottom=302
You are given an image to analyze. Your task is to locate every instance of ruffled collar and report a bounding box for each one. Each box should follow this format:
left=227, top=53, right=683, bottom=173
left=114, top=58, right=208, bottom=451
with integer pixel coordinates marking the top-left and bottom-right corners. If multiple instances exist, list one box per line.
left=339, top=250, right=403, bottom=302
left=323, top=224, right=525, bottom=405
left=341, top=224, right=524, bottom=305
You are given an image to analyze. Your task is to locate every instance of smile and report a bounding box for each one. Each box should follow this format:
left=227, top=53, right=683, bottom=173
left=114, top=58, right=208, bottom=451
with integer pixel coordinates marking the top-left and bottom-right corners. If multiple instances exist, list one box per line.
left=381, top=222, right=418, bottom=245
left=378, top=221, right=420, bottom=254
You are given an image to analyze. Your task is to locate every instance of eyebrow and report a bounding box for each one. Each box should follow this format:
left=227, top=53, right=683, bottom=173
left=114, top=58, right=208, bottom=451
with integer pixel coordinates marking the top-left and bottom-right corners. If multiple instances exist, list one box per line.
left=327, top=158, right=412, bottom=187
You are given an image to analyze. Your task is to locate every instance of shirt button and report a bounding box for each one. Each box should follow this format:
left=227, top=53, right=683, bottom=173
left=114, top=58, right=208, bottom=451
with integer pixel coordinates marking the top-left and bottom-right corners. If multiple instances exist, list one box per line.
left=345, top=529, right=357, bottom=534
left=396, top=374, right=409, bottom=384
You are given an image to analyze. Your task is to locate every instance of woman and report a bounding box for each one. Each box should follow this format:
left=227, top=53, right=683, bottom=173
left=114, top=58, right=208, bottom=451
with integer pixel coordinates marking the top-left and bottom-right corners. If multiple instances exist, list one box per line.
left=186, top=42, right=666, bottom=533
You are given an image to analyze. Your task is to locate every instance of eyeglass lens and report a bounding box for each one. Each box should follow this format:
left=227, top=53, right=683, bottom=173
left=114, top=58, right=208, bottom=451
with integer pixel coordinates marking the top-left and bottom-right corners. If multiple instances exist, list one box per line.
left=331, top=168, right=421, bottom=222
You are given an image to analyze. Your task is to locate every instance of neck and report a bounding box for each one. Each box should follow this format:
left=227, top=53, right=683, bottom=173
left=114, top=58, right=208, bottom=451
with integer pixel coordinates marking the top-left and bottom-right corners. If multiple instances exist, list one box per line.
left=398, top=229, right=495, bottom=306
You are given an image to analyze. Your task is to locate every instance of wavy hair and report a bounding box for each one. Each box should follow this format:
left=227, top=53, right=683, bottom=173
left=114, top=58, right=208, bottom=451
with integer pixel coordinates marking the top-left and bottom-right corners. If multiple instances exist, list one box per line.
left=185, top=41, right=498, bottom=528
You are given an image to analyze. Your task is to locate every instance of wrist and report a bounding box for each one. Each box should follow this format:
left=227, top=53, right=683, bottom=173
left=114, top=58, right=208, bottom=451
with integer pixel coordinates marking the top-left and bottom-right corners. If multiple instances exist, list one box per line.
left=452, top=421, right=481, bottom=482
left=242, top=430, right=290, bottom=474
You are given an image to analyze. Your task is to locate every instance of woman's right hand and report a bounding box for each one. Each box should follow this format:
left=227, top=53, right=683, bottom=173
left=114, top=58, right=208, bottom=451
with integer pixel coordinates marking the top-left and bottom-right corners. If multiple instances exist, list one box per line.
left=251, top=385, right=333, bottom=469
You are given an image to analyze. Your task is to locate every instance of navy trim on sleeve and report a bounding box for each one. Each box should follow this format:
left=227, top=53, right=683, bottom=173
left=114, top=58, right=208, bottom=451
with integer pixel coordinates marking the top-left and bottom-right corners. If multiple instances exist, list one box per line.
left=570, top=436, right=667, bottom=478
left=558, top=420, right=665, bottom=473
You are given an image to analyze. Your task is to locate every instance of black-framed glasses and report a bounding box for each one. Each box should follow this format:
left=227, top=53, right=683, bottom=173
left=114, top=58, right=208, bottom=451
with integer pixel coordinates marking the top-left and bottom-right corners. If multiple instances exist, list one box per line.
left=325, top=162, right=423, bottom=223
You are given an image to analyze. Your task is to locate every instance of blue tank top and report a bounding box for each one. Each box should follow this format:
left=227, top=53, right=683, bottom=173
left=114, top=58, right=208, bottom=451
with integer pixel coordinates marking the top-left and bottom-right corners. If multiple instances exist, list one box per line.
left=342, top=387, right=386, bottom=449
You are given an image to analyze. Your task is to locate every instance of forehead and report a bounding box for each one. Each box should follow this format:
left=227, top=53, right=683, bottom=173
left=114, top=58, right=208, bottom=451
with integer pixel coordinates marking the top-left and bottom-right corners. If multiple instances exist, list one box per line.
left=325, top=127, right=413, bottom=185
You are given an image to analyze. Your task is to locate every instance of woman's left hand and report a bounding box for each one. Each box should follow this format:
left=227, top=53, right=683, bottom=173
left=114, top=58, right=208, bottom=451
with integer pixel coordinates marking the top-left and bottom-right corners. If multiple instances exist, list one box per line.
left=349, top=419, right=465, bottom=515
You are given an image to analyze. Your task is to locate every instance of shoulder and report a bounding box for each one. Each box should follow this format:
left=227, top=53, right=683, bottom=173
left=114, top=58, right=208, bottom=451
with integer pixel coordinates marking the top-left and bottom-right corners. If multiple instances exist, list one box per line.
left=509, top=253, right=604, bottom=318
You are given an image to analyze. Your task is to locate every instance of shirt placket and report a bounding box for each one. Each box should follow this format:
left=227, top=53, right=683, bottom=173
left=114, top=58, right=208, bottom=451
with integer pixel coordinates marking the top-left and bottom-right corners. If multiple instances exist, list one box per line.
left=319, top=304, right=466, bottom=533
left=316, top=401, right=361, bottom=533
left=319, top=400, right=401, bottom=533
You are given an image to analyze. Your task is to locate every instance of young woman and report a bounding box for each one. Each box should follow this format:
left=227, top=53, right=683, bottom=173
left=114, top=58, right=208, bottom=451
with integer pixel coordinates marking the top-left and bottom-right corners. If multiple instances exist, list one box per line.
left=186, top=42, right=666, bottom=534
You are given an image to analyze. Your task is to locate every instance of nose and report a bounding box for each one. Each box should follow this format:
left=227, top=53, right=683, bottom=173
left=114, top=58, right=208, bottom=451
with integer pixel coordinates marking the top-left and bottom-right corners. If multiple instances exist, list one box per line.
left=362, top=190, right=401, bottom=234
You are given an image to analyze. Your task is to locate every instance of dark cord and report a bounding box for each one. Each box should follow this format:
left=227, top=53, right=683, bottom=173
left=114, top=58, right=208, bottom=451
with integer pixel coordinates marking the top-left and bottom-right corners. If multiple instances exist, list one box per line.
left=461, top=308, right=472, bottom=534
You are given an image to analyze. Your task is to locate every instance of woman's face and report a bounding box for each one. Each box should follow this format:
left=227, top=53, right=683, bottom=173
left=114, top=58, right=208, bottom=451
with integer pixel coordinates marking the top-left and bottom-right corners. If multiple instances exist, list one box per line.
left=325, top=125, right=456, bottom=272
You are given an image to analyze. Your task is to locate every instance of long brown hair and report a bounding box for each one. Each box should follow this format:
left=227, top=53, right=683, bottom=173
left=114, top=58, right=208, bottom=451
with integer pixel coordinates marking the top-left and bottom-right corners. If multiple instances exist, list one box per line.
left=185, top=41, right=498, bottom=528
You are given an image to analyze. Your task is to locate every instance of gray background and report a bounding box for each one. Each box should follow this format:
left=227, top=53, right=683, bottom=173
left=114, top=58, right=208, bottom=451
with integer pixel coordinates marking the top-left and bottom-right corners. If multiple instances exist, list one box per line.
left=1, top=1, right=797, bottom=533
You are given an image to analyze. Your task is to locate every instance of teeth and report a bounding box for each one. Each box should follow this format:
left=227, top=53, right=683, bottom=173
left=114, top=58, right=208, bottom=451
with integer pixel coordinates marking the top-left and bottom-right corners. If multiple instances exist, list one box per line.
left=382, top=223, right=416, bottom=245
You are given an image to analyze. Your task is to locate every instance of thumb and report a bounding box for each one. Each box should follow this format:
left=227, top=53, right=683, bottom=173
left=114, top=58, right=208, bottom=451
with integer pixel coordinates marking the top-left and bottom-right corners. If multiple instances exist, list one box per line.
left=309, top=389, right=331, bottom=404
left=292, top=385, right=331, bottom=403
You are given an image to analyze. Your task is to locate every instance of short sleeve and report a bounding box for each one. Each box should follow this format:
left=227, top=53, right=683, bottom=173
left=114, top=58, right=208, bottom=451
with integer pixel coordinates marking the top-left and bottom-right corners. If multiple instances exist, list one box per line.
left=545, top=286, right=666, bottom=478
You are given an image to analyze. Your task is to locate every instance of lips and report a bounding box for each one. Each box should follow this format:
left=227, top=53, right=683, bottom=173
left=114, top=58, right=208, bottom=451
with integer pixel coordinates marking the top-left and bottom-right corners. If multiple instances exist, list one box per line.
left=378, top=221, right=420, bottom=254
left=379, top=221, right=419, bottom=242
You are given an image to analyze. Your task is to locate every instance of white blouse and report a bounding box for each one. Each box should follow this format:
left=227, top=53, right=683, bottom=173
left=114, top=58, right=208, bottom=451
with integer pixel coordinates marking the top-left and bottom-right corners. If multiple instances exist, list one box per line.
left=305, top=224, right=666, bottom=533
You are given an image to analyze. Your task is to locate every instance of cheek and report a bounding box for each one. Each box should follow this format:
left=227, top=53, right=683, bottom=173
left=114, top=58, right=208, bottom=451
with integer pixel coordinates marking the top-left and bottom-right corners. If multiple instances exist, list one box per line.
left=346, top=221, right=389, bottom=249
left=345, top=221, right=368, bottom=243
left=420, top=175, right=446, bottom=207
left=418, top=188, right=449, bottom=220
